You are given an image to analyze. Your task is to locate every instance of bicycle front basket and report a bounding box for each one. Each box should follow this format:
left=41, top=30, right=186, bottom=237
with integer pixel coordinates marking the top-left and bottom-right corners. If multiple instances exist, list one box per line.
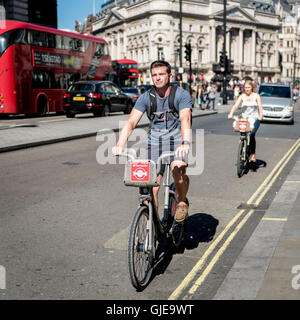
left=233, top=119, right=251, bottom=132
left=124, top=159, right=158, bottom=187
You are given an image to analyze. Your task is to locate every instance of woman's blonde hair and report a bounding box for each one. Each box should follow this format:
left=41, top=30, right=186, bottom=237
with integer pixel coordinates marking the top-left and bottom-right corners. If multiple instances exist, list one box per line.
left=244, top=80, right=256, bottom=93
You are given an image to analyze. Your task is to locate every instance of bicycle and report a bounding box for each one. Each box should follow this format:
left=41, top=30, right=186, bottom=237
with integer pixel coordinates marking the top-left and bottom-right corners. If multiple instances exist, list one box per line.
left=232, top=116, right=254, bottom=178
left=119, top=150, right=186, bottom=291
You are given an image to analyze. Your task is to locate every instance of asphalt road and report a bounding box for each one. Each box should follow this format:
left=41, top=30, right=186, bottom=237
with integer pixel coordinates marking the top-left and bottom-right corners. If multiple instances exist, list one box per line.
left=0, top=109, right=299, bottom=300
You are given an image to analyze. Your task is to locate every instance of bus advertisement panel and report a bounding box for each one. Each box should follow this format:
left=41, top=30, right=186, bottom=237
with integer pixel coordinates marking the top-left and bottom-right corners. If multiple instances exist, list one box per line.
left=0, top=20, right=112, bottom=115
left=112, top=59, right=138, bottom=88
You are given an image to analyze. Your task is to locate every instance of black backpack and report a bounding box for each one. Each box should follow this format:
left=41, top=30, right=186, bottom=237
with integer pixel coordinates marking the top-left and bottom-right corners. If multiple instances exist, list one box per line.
left=146, top=85, right=178, bottom=121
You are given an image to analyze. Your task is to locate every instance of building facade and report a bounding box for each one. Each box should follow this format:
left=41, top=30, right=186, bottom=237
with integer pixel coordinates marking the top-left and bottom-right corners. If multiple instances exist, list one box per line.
left=85, top=0, right=284, bottom=84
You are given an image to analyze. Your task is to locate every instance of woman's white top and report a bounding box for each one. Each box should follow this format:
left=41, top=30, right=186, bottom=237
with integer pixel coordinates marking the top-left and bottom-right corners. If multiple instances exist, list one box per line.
left=241, top=93, right=259, bottom=121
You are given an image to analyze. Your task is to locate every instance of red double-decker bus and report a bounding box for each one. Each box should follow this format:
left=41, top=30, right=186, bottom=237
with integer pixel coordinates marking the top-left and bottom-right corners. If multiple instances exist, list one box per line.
left=112, top=59, right=138, bottom=87
left=0, top=20, right=112, bottom=116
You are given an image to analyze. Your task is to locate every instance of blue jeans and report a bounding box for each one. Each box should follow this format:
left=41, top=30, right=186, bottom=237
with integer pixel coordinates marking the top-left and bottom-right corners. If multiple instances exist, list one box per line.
left=206, top=98, right=215, bottom=110
left=249, top=120, right=260, bottom=154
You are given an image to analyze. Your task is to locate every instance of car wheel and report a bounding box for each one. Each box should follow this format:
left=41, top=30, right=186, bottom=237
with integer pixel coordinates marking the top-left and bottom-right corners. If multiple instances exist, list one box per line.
left=102, top=103, right=110, bottom=116
left=124, top=101, right=133, bottom=114
left=93, top=111, right=102, bottom=117
left=290, top=118, right=294, bottom=125
left=66, top=112, right=75, bottom=118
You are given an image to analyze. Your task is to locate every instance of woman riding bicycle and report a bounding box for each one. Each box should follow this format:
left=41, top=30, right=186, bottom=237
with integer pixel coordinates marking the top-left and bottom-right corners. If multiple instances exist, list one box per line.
left=228, top=80, right=263, bottom=163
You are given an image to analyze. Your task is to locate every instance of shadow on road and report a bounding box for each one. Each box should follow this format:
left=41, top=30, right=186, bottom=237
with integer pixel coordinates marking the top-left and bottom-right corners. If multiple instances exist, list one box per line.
left=149, top=213, right=219, bottom=286
left=241, top=159, right=267, bottom=176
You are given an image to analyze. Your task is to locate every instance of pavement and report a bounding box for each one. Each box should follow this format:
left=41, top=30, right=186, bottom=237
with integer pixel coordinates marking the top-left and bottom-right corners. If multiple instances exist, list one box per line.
left=0, top=101, right=299, bottom=300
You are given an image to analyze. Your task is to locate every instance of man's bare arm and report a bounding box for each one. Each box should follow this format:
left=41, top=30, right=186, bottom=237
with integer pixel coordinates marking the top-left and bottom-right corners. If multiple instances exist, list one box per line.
left=113, top=109, right=144, bottom=154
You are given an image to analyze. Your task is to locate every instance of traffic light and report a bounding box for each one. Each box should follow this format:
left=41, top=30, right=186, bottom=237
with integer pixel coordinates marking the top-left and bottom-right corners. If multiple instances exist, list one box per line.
left=184, top=43, right=192, bottom=61
left=219, top=52, right=226, bottom=68
left=226, top=58, right=234, bottom=74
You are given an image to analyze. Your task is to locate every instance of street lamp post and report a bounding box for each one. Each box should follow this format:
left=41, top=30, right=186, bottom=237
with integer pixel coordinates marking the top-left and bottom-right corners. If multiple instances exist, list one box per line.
left=260, top=54, right=263, bottom=84
left=179, top=0, right=183, bottom=84
left=293, top=48, right=296, bottom=86
left=222, top=0, right=227, bottom=105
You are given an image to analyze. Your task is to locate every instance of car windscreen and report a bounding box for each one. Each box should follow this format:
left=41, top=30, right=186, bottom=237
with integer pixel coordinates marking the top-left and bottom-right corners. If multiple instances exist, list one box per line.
left=68, top=83, right=96, bottom=92
left=259, top=86, right=291, bottom=98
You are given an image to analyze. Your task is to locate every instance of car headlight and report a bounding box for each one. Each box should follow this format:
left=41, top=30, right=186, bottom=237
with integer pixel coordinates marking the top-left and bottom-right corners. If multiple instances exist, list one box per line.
left=287, top=106, right=294, bottom=112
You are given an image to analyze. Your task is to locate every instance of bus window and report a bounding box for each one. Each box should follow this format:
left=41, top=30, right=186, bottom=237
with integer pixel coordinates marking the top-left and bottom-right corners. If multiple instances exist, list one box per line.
left=55, top=35, right=63, bottom=49
left=31, top=31, right=48, bottom=47
left=48, top=33, right=56, bottom=48
left=104, top=43, right=109, bottom=56
left=0, top=29, right=24, bottom=56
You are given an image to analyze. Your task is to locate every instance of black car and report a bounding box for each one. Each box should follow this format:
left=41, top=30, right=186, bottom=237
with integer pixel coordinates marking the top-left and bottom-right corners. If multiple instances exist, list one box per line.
left=63, top=81, right=133, bottom=118
left=121, top=87, right=140, bottom=104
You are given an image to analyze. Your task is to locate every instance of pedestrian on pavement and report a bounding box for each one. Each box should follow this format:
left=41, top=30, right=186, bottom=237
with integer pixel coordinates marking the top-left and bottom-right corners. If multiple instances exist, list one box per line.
left=228, top=80, right=263, bottom=163
left=196, top=84, right=203, bottom=108
left=206, top=84, right=217, bottom=110
left=190, top=83, right=196, bottom=108
left=112, top=60, right=192, bottom=225
left=217, top=82, right=222, bottom=106
left=234, top=85, right=240, bottom=101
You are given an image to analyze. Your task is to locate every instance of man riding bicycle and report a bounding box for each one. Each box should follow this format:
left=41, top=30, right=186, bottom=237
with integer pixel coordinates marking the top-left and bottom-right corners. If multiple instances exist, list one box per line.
left=112, top=60, right=192, bottom=224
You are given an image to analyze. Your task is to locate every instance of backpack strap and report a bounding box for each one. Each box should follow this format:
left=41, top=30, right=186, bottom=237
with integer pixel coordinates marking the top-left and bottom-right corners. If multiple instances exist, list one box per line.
left=147, top=85, right=178, bottom=121
left=168, top=85, right=178, bottom=117
left=148, top=86, right=157, bottom=121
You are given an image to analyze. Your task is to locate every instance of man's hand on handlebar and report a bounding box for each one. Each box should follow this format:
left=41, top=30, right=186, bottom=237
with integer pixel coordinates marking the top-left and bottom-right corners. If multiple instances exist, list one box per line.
left=175, top=144, right=190, bottom=159
left=112, top=145, right=123, bottom=156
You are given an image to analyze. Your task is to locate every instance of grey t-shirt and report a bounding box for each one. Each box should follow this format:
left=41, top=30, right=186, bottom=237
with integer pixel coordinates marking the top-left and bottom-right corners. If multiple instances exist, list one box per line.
left=134, top=85, right=192, bottom=163
left=134, top=86, right=192, bottom=134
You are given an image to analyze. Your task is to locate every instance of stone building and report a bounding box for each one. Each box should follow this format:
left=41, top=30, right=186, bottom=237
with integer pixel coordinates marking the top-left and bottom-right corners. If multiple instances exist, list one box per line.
left=84, top=0, right=286, bottom=84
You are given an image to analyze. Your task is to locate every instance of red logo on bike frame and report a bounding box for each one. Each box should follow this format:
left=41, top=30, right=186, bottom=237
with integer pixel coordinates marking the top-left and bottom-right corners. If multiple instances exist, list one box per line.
left=131, top=163, right=150, bottom=182
left=238, top=121, right=248, bottom=131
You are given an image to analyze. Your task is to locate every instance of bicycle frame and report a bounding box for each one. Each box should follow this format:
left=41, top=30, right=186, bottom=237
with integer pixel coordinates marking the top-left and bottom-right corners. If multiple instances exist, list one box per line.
left=136, top=160, right=178, bottom=253
left=239, top=132, right=250, bottom=161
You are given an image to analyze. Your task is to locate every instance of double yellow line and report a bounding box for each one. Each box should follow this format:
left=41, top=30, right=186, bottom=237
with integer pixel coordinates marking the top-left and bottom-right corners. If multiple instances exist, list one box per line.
left=169, top=138, right=300, bottom=300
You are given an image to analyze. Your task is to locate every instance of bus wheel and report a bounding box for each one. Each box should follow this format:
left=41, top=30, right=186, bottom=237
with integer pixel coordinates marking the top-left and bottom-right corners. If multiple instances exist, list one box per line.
left=37, top=96, right=48, bottom=116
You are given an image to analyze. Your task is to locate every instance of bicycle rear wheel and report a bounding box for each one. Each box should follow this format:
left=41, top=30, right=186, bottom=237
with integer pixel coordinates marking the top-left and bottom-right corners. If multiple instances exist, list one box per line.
left=237, top=140, right=245, bottom=178
left=128, top=205, right=156, bottom=291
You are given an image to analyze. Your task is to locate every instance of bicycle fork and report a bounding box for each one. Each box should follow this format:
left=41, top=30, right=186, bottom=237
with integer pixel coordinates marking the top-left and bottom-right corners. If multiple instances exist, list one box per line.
left=138, top=188, right=154, bottom=253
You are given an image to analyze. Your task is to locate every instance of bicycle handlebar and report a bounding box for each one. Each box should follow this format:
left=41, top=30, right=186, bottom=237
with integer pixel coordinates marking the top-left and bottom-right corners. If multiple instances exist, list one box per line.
left=115, top=149, right=175, bottom=175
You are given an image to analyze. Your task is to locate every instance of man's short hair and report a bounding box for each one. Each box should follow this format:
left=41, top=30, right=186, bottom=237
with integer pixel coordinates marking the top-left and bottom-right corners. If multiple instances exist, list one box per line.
left=150, top=60, right=172, bottom=74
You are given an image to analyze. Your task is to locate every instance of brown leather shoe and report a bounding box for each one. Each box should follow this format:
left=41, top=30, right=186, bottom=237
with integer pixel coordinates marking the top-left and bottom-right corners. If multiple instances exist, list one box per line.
left=175, top=201, right=189, bottom=223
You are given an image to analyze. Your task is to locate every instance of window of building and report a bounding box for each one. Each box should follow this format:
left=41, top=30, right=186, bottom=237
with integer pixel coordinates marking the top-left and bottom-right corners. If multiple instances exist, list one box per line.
left=158, top=47, right=164, bottom=60
left=198, top=50, right=203, bottom=64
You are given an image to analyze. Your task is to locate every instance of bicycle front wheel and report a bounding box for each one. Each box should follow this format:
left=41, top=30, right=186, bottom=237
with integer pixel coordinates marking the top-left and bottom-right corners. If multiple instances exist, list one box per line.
left=128, top=205, right=156, bottom=291
left=237, top=140, right=245, bottom=178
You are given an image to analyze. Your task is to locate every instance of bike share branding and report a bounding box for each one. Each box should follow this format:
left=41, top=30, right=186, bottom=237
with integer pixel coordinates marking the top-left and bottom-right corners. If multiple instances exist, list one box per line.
left=238, top=120, right=248, bottom=131
left=131, top=162, right=149, bottom=182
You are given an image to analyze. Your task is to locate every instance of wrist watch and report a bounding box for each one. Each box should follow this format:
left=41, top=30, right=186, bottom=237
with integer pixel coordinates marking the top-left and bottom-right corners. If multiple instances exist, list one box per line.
left=181, top=140, right=191, bottom=146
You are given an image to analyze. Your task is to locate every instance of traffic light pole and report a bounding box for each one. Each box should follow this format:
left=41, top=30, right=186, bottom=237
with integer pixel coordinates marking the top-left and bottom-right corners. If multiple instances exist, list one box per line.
left=222, top=0, right=227, bottom=105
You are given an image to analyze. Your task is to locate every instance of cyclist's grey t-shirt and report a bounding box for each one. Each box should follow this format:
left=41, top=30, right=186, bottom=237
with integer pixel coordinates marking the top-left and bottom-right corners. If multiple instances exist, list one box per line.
left=134, top=86, right=192, bottom=163
left=134, top=86, right=192, bottom=133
